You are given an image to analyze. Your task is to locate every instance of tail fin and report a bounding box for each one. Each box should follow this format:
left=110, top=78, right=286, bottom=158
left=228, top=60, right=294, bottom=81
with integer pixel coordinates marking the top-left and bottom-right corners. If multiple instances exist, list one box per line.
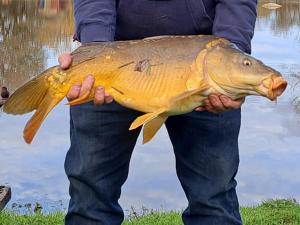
left=23, top=94, right=61, bottom=144
left=3, top=67, right=63, bottom=144
left=3, top=68, right=54, bottom=115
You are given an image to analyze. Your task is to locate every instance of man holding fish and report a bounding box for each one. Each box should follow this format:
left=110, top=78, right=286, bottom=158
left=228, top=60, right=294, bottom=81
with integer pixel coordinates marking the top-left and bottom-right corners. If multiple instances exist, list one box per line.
left=60, top=1, right=256, bottom=225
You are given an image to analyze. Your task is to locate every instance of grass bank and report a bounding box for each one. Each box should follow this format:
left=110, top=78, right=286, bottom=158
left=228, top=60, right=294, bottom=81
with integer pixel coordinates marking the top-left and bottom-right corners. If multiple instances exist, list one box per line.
left=1, top=199, right=300, bottom=225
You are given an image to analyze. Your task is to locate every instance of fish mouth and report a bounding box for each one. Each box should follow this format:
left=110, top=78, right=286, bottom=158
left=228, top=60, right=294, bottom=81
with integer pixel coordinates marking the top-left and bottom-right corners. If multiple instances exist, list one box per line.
left=265, top=75, right=287, bottom=101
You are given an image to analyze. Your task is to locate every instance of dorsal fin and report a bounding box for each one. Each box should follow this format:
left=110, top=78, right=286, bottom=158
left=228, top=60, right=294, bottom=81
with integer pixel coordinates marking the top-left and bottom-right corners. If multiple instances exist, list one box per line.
left=143, top=35, right=175, bottom=40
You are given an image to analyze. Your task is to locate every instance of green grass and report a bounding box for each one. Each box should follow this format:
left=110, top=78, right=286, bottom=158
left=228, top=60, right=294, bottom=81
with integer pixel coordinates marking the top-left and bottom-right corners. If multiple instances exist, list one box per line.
left=1, top=199, right=300, bottom=225
left=241, top=199, right=300, bottom=225
left=123, top=211, right=182, bottom=225
left=0, top=211, right=64, bottom=225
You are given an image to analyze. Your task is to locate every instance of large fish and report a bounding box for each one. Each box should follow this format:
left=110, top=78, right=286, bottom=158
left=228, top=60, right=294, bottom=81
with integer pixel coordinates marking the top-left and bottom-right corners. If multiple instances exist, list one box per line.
left=3, top=35, right=287, bottom=144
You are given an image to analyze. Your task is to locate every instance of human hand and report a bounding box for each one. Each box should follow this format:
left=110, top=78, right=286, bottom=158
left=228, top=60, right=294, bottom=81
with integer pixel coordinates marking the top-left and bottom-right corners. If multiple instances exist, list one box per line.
left=195, top=94, right=245, bottom=114
left=0, top=86, right=9, bottom=108
left=58, top=53, right=114, bottom=105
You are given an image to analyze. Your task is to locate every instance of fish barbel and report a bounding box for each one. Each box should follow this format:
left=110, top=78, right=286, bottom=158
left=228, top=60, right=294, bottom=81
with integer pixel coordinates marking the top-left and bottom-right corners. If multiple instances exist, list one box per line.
left=3, top=35, right=287, bottom=144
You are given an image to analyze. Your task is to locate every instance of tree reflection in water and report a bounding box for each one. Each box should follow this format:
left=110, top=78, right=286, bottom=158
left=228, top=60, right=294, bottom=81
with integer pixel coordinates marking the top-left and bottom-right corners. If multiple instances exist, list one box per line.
left=258, top=1, right=300, bottom=38
left=0, top=0, right=74, bottom=93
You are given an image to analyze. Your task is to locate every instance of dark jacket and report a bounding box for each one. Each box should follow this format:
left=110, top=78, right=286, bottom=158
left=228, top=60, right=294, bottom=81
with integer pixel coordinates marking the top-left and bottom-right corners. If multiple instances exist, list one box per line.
left=74, top=0, right=257, bottom=54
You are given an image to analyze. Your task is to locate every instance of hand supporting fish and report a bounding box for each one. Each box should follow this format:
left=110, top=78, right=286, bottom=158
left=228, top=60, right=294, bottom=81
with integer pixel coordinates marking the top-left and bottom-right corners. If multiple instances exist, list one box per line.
left=3, top=35, right=287, bottom=144
left=195, top=94, right=245, bottom=113
left=58, top=53, right=114, bottom=105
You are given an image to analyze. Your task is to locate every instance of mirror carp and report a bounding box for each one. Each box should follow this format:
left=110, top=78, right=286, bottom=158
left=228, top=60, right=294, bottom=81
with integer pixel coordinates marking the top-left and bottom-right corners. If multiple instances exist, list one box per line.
left=3, top=35, right=287, bottom=144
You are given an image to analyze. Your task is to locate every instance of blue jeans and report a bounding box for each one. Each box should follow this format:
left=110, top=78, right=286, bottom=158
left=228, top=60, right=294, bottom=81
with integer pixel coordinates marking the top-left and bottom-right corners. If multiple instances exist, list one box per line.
left=64, top=101, right=242, bottom=225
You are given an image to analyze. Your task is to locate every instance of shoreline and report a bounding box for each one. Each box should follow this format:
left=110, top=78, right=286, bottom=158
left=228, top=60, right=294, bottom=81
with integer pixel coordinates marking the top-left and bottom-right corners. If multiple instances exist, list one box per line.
left=1, top=199, right=300, bottom=225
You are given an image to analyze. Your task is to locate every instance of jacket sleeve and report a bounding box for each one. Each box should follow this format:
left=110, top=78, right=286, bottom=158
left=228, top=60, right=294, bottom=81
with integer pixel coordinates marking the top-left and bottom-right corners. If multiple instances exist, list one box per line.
left=74, top=0, right=116, bottom=43
left=212, top=0, right=257, bottom=54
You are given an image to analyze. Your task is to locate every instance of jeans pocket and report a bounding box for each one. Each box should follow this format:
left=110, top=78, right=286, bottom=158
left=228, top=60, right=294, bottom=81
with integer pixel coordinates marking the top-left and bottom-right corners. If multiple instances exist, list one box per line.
left=185, top=0, right=213, bottom=34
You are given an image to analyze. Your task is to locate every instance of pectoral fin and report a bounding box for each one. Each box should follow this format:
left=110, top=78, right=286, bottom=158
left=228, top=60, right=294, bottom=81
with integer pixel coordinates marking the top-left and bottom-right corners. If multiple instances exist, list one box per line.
left=143, top=115, right=168, bottom=144
left=170, top=83, right=208, bottom=104
left=129, top=109, right=165, bottom=130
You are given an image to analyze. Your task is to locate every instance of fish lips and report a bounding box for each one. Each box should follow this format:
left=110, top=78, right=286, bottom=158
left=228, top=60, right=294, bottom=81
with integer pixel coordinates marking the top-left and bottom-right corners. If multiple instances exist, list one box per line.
left=267, top=76, right=288, bottom=101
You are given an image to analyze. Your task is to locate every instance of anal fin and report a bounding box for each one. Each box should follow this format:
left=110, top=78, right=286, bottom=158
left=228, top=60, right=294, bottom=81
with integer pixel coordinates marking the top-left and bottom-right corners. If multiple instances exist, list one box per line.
left=143, top=115, right=168, bottom=144
left=129, top=109, right=165, bottom=130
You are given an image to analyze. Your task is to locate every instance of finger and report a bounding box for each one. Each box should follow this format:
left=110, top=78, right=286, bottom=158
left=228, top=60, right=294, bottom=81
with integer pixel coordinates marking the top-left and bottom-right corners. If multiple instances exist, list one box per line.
left=80, top=75, right=94, bottom=97
left=196, top=99, right=213, bottom=112
left=104, top=93, right=114, bottom=104
left=195, top=106, right=205, bottom=112
left=94, top=86, right=105, bottom=105
left=1, top=87, right=9, bottom=98
left=58, top=53, right=73, bottom=70
left=220, top=96, right=244, bottom=109
left=205, top=104, right=220, bottom=114
left=67, top=83, right=81, bottom=101
left=204, top=99, right=210, bottom=106
left=195, top=97, right=210, bottom=111
left=208, top=94, right=226, bottom=111
left=219, top=95, right=234, bottom=109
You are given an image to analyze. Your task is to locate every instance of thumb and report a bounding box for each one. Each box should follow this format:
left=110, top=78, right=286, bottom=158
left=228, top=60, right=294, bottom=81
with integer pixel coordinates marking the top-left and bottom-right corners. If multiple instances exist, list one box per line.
left=1, top=86, right=9, bottom=98
left=58, top=53, right=73, bottom=70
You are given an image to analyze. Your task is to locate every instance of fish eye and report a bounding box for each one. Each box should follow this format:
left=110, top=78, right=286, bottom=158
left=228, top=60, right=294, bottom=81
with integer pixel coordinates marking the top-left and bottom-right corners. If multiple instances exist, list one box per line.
left=243, top=59, right=252, bottom=66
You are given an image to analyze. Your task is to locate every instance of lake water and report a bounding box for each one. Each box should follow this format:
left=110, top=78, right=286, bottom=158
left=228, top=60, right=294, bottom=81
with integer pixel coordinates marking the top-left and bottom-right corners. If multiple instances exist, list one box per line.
left=0, top=0, right=300, bottom=213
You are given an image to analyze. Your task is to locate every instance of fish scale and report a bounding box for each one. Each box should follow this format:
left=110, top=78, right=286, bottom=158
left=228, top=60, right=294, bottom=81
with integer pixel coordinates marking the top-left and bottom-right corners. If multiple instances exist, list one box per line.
left=141, top=64, right=163, bottom=96
left=151, top=64, right=166, bottom=96
left=116, top=44, right=191, bottom=99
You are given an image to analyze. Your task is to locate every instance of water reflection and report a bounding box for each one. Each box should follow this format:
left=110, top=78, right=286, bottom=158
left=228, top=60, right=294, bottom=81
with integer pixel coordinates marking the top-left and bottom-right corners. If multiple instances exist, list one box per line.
left=0, top=0, right=300, bottom=212
left=37, top=0, right=71, bottom=12
left=258, top=1, right=300, bottom=38
left=0, top=0, right=74, bottom=92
